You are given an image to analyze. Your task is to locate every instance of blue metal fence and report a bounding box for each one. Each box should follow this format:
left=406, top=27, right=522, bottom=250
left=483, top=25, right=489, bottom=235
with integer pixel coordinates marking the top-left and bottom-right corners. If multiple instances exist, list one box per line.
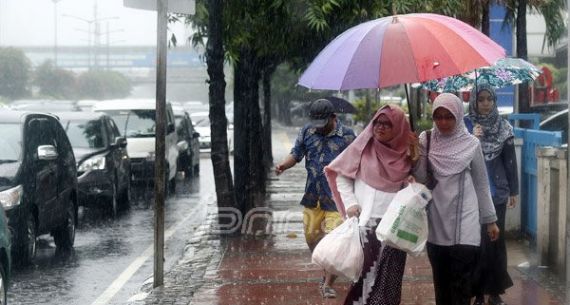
left=508, top=113, right=562, bottom=238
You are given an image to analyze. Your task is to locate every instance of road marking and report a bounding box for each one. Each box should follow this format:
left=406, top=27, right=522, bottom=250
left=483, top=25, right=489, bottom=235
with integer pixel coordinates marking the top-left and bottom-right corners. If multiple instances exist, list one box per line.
left=89, top=211, right=196, bottom=305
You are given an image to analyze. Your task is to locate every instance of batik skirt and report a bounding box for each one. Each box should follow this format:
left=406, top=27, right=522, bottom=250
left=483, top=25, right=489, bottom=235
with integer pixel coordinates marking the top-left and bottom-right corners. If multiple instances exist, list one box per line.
left=344, top=218, right=407, bottom=305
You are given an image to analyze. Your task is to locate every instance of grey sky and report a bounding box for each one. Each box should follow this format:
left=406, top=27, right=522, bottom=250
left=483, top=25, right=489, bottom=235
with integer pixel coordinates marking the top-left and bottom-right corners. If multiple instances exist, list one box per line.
left=0, top=0, right=191, bottom=47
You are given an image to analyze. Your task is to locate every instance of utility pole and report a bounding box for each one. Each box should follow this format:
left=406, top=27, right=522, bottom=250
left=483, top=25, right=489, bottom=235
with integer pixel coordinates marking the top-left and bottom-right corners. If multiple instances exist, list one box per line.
left=123, top=0, right=195, bottom=288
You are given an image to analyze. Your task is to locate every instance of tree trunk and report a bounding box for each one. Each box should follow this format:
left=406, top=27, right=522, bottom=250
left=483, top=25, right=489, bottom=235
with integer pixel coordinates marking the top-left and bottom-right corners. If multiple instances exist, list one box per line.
left=279, top=98, right=292, bottom=125
left=481, top=0, right=490, bottom=36
left=516, top=0, right=530, bottom=113
left=234, top=48, right=266, bottom=220
left=206, top=0, right=236, bottom=217
left=262, top=65, right=275, bottom=168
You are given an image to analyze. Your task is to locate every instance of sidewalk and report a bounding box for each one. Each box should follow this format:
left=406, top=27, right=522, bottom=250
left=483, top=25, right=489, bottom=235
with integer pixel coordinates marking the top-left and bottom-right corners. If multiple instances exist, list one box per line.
left=131, top=125, right=568, bottom=305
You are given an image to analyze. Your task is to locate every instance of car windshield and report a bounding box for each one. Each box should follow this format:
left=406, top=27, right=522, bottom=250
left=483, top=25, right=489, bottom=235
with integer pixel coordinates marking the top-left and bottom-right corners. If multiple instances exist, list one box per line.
left=104, top=110, right=156, bottom=138
left=64, top=119, right=105, bottom=149
left=0, top=123, right=22, bottom=162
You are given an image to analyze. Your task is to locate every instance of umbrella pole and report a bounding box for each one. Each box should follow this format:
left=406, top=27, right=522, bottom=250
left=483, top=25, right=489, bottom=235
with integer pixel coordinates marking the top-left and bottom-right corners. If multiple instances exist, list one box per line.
left=405, top=84, right=416, bottom=132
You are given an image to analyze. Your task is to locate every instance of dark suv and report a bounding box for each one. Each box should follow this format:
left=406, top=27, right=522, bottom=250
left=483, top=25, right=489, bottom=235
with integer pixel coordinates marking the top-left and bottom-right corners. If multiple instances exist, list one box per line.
left=56, top=112, right=131, bottom=217
left=0, top=111, right=78, bottom=264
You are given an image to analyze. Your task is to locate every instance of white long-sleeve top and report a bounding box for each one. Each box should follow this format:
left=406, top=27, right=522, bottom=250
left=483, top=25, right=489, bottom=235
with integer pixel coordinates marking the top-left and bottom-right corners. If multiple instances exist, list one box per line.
left=336, top=175, right=396, bottom=227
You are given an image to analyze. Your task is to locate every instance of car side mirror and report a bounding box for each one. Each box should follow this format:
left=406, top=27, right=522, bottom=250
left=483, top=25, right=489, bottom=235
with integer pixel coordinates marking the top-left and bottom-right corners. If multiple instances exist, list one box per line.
left=167, top=123, right=175, bottom=134
left=37, top=145, right=58, bottom=161
left=114, top=136, right=128, bottom=148
left=193, top=132, right=200, bottom=139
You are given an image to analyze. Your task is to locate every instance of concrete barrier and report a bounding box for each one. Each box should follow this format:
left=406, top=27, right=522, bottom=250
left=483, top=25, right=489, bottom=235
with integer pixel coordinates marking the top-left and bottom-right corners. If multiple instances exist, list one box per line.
left=536, top=146, right=568, bottom=278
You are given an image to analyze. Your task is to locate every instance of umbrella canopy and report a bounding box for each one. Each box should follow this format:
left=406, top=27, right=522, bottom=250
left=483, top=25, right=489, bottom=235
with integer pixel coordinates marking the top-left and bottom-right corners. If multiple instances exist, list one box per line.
left=422, top=57, right=541, bottom=92
left=324, top=96, right=357, bottom=114
left=293, top=96, right=357, bottom=116
left=298, top=13, right=506, bottom=90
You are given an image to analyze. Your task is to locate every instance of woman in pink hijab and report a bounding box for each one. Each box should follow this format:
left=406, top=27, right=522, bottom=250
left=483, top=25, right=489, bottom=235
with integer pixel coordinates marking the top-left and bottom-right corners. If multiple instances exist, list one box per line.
left=325, top=104, right=415, bottom=305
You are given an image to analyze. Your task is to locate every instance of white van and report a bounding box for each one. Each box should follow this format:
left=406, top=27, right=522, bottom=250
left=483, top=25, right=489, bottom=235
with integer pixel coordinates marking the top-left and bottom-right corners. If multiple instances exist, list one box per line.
left=93, top=99, right=179, bottom=190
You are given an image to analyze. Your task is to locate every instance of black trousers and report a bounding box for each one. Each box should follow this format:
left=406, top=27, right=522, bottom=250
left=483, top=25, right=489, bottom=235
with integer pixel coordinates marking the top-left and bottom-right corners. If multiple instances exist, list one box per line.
left=427, top=243, right=480, bottom=305
left=476, top=203, right=513, bottom=296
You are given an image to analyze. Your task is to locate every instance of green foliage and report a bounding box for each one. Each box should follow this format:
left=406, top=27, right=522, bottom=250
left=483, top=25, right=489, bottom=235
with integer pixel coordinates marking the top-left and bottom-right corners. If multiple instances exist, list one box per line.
left=34, top=60, right=77, bottom=99
left=416, top=118, right=433, bottom=133
left=502, top=0, right=566, bottom=48
left=75, top=70, right=131, bottom=100
left=0, top=47, right=31, bottom=99
left=353, top=97, right=385, bottom=124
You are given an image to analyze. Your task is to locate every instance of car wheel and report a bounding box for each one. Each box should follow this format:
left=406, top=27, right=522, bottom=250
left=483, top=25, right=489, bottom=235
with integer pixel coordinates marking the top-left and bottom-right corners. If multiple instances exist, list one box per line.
left=121, top=179, right=131, bottom=209
left=21, top=214, right=37, bottom=265
left=0, top=262, right=6, bottom=305
left=53, top=204, right=76, bottom=250
left=109, top=183, right=118, bottom=218
left=193, top=162, right=200, bottom=176
left=184, top=154, right=193, bottom=179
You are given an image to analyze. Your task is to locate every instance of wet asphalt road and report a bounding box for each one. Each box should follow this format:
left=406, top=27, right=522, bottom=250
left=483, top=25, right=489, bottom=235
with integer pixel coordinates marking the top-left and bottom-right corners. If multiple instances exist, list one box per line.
left=9, top=155, right=216, bottom=305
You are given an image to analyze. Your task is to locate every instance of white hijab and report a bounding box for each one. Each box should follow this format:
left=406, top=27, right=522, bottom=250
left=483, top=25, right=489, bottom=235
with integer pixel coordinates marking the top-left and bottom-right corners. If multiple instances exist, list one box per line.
left=429, top=93, right=479, bottom=176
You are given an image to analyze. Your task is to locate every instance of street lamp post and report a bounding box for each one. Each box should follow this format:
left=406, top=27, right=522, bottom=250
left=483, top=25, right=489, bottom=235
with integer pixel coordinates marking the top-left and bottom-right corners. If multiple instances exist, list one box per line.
left=62, top=13, right=118, bottom=69
left=103, top=22, right=124, bottom=70
left=52, top=0, right=64, bottom=67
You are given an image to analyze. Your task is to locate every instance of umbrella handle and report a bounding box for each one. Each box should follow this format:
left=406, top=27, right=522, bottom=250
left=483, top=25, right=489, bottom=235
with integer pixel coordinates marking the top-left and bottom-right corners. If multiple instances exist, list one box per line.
left=405, top=84, right=416, bottom=132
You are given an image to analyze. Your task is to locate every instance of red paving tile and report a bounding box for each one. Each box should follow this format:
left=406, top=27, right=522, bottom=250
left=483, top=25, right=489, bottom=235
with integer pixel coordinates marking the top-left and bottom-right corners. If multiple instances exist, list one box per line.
left=192, top=282, right=349, bottom=305
left=191, top=235, right=567, bottom=305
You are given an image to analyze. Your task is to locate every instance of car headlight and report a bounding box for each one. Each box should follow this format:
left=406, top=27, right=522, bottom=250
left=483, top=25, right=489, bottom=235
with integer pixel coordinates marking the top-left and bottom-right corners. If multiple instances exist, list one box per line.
left=0, top=185, right=23, bottom=210
left=78, top=155, right=106, bottom=172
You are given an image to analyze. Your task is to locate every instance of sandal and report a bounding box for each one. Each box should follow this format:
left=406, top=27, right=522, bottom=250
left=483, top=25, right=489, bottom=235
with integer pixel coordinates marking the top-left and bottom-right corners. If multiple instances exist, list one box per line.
left=321, top=286, right=337, bottom=298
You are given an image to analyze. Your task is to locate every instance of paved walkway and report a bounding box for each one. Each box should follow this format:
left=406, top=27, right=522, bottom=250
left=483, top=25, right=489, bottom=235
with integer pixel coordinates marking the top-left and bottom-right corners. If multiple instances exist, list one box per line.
left=130, top=125, right=568, bottom=305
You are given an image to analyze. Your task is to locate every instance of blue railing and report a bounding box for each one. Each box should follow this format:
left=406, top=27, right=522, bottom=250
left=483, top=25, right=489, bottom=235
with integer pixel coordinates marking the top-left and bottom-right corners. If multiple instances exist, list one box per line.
left=508, top=113, right=562, bottom=238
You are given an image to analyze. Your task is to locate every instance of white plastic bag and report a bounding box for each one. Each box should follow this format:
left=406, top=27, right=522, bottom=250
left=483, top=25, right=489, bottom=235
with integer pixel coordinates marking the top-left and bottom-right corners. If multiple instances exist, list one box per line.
left=376, top=183, right=431, bottom=256
left=311, top=217, right=363, bottom=282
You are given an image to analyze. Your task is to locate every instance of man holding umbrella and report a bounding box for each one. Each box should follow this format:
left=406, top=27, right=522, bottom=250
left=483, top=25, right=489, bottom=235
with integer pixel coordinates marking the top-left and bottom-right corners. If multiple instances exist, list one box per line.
left=275, top=98, right=356, bottom=298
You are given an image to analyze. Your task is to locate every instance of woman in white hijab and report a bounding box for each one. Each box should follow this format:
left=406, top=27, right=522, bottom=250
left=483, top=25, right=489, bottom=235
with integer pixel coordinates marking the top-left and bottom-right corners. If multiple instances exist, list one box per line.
left=414, top=93, right=500, bottom=305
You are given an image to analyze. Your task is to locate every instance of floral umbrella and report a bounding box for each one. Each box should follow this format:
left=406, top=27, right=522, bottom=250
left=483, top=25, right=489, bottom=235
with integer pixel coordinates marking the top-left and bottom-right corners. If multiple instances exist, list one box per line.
left=422, top=57, right=541, bottom=92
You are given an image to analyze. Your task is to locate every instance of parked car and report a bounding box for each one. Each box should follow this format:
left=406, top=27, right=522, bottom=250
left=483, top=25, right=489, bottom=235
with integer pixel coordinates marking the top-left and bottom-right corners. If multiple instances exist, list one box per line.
left=172, top=105, right=200, bottom=177
left=540, top=109, right=568, bottom=146
left=0, top=209, right=10, bottom=304
left=0, top=111, right=78, bottom=264
left=56, top=112, right=131, bottom=217
left=9, top=99, right=80, bottom=112
left=190, top=111, right=234, bottom=153
left=93, top=99, right=179, bottom=192
left=75, top=100, right=99, bottom=112
left=181, top=101, right=208, bottom=114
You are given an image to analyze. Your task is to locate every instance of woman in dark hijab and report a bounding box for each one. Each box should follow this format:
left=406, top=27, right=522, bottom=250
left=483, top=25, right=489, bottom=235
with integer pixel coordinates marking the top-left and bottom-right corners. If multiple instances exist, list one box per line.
left=467, top=84, right=519, bottom=305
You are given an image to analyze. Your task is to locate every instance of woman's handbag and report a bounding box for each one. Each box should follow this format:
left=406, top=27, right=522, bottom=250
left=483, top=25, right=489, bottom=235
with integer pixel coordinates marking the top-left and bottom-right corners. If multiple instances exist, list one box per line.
left=425, top=130, right=438, bottom=190
left=376, top=183, right=432, bottom=256
left=312, top=217, right=363, bottom=282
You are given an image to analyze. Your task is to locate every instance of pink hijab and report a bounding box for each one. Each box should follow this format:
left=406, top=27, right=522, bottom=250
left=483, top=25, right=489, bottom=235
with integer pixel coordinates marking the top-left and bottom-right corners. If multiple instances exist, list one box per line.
left=325, top=104, right=412, bottom=218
